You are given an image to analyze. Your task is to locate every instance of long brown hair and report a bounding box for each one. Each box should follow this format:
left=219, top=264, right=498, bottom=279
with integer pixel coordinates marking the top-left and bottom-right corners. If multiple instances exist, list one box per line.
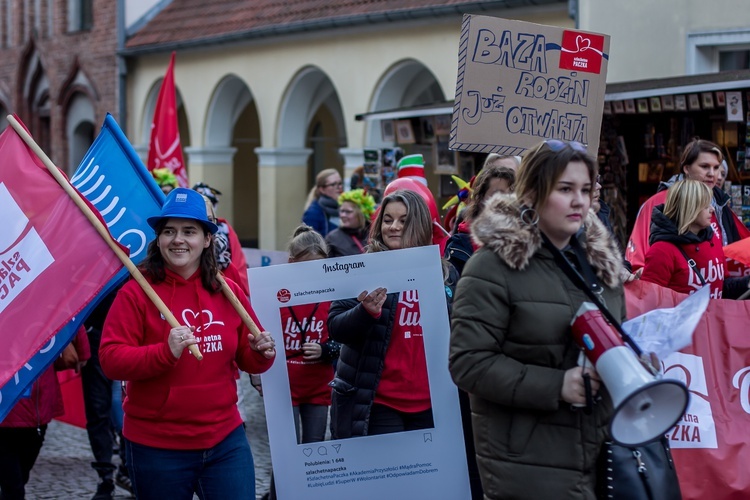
left=368, top=190, right=432, bottom=252
left=140, top=219, right=221, bottom=292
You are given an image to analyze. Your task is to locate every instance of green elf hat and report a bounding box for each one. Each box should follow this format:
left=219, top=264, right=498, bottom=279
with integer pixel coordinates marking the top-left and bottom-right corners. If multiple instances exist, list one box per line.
left=396, top=154, right=427, bottom=186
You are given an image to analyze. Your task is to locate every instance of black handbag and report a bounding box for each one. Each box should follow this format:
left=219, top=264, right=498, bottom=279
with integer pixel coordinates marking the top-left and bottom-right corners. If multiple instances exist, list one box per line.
left=597, top=436, right=682, bottom=500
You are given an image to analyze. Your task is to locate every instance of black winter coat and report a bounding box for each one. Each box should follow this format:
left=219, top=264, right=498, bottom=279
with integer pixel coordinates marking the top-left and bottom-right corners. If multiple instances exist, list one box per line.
left=327, top=263, right=458, bottom=438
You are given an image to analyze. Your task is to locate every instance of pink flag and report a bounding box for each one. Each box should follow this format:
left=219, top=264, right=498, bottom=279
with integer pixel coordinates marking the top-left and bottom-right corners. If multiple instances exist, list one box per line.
left=625, top=280, right=750, bottom=499
left=147, top=52, right=187, bottom=187
left=0, top=120, right=123, bottom=388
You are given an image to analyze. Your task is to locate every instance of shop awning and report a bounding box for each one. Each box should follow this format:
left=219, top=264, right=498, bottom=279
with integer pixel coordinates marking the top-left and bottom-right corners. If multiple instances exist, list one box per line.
left=354, top=100, right=453, bottom=121
left=354, top=69, right=750, bottom=119
left=604, top=69, right=750, bottom=101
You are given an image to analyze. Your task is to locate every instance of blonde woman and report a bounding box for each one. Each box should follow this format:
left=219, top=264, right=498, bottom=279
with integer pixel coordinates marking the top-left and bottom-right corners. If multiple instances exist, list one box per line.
left=302, top=168, right=343, bottom=236
left=641, top=179, right=750, bottom=299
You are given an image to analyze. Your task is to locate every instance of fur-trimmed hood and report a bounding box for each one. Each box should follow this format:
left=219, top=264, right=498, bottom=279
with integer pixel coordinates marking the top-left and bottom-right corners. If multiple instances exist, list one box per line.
left=471, top=194, right=623, bottom=288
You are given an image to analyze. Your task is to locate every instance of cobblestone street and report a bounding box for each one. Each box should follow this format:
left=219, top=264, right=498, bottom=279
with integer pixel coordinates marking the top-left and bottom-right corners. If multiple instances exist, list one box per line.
left=25, top=376, right=272, bottom=499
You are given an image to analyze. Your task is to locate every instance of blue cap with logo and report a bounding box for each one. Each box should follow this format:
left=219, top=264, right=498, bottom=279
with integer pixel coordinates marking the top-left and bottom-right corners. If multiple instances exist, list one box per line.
left=147, top=187, right=219, bottom=234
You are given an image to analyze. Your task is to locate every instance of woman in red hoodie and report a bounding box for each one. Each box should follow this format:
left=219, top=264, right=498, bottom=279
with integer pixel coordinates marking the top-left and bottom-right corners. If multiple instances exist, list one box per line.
left=641, top=179, right=746, bottom=298
left=99, top=188, right=275, bottom=500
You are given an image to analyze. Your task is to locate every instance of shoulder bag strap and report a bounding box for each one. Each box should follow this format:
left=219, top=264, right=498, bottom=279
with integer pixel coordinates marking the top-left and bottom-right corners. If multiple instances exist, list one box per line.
left=675, top=245, right=708, bottom=286
left=541, top=233, right=643, bottom=357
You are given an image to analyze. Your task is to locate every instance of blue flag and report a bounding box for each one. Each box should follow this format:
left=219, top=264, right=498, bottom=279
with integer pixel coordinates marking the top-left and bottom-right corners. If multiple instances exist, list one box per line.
left=0, top=114, right=164, bottom=423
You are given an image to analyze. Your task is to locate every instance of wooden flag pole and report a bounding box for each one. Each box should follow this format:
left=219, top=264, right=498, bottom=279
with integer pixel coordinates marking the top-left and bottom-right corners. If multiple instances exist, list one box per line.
left=198, top=194, right=263, bottom=339
left=217, top=273, right=262, bottom=338
left=7, top=115, right=203, bottom=360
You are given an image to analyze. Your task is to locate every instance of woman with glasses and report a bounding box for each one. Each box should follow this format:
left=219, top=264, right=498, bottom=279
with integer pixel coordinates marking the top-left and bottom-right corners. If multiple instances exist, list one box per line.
left=626, top=138, right=750, bottom=270
left=302, top=169, right=344, bottom=236
left=325, top=189, right=376, bottom=257
left=449, top=139, right=625, bottom=499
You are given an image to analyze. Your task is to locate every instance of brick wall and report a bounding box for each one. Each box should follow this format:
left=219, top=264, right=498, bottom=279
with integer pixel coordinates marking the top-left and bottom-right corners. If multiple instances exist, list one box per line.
left=0, top=0, right=118, bottom=169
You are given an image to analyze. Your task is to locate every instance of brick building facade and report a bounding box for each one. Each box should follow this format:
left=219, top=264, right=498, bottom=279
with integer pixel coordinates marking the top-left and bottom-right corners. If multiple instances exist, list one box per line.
left=0, top=0, right=120, bottom=173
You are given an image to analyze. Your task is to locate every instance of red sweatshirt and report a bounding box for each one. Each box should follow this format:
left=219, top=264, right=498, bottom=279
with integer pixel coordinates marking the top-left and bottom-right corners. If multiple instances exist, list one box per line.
left=100, top=269, right=273, bottom=449
left=642, top=240, right=726, bottom=298
left=281, top=302, right=333, bottom=406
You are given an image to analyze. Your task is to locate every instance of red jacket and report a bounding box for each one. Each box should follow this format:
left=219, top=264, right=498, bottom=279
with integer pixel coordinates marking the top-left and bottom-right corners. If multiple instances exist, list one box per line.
left=100, top=269, right=273, bottom=449
left=1, top=329, right=90, bottom=428
left=627, top=185, right=750, bottom=270
left=641, top=206, right=726, bottom=298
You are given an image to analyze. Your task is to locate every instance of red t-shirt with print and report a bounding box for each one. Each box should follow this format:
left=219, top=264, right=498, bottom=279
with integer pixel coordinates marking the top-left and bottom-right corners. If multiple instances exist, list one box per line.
left=374, top=290, right=431, bottom=413
left=281, top=301, right=333, bottom=406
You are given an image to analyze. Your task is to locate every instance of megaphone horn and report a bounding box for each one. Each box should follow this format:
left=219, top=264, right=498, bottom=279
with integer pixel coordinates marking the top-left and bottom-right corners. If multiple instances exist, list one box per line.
left=571, top=302, right=689, bottom=447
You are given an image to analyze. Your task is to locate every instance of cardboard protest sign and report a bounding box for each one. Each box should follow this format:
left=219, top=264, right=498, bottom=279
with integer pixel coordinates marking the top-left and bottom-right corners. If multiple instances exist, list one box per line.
left=450, top=15, right=610, bottom=155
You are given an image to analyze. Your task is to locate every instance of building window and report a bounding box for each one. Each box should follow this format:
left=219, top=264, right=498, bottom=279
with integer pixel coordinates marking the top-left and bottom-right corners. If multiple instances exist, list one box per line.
left=719, top=49, right=750, bottom=71
left=68, top=0, right=93, bottom=32
left=687, top=29, right=750, bottom=74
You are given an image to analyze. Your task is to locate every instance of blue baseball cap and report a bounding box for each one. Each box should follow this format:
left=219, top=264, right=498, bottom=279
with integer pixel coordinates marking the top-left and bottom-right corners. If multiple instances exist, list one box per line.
left=147, top=187, right=219, bottom=234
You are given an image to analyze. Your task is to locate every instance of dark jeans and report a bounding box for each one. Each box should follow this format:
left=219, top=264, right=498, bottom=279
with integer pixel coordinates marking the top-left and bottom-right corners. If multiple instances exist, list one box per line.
left=0, top=425, right=47, bottom=500
left=125, top=425, right=254, bottom=500
left=367, top=404, right=434, bottom=436
left=292, top=404, right=328, bottom=444
left=81, top=327, right=115, bottom=479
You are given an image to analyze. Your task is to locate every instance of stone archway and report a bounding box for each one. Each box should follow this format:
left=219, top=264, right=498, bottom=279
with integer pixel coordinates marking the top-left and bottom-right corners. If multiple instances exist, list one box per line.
left=366, top=59, right=445, bottom=148
left=257, top=66, right=347, bottom=248
left=20, top=48, right=51, bottom=158
left=278, top=66, right=347, bottom=184
left=65, top=93, right=95, bottom=174
left=198, top=75, right=261, bottom=247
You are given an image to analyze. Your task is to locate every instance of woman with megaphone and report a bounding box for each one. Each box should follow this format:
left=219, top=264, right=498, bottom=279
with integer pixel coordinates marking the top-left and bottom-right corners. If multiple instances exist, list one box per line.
left=449, top=140, right=625, bottom=499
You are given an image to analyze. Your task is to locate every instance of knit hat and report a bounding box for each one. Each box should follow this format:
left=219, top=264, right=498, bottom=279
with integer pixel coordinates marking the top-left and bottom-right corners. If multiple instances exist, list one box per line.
left=147, top=187, right=219, bottom=234
left=338, top=189, right=376, bottom=219
left=396, top=154, right=427, bottom=186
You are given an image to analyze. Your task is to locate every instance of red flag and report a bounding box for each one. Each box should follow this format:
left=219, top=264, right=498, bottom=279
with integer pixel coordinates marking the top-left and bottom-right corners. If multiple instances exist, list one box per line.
left=625, top=280, right=750, bottom=499
left=0, top=121, right=123, bottom=388
left=147, top=52, right=187, bottom=187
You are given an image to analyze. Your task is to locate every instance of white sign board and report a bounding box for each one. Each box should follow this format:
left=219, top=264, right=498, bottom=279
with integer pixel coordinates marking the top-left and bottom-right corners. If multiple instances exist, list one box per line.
left=247, top=246, right=470, bottom=499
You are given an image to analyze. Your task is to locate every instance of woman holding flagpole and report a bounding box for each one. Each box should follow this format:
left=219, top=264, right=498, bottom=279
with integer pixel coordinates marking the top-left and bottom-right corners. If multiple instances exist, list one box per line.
left=99, top=188, right=275, bottom=500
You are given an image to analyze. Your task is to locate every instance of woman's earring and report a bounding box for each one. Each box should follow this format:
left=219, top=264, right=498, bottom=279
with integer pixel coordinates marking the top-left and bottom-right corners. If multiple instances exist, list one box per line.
left=520, top=206, right=539, bottom=226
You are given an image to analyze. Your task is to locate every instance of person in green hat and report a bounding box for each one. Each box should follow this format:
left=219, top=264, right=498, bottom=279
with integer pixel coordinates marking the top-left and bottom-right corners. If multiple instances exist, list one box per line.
left=325, top=189, right=376, bottom=257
